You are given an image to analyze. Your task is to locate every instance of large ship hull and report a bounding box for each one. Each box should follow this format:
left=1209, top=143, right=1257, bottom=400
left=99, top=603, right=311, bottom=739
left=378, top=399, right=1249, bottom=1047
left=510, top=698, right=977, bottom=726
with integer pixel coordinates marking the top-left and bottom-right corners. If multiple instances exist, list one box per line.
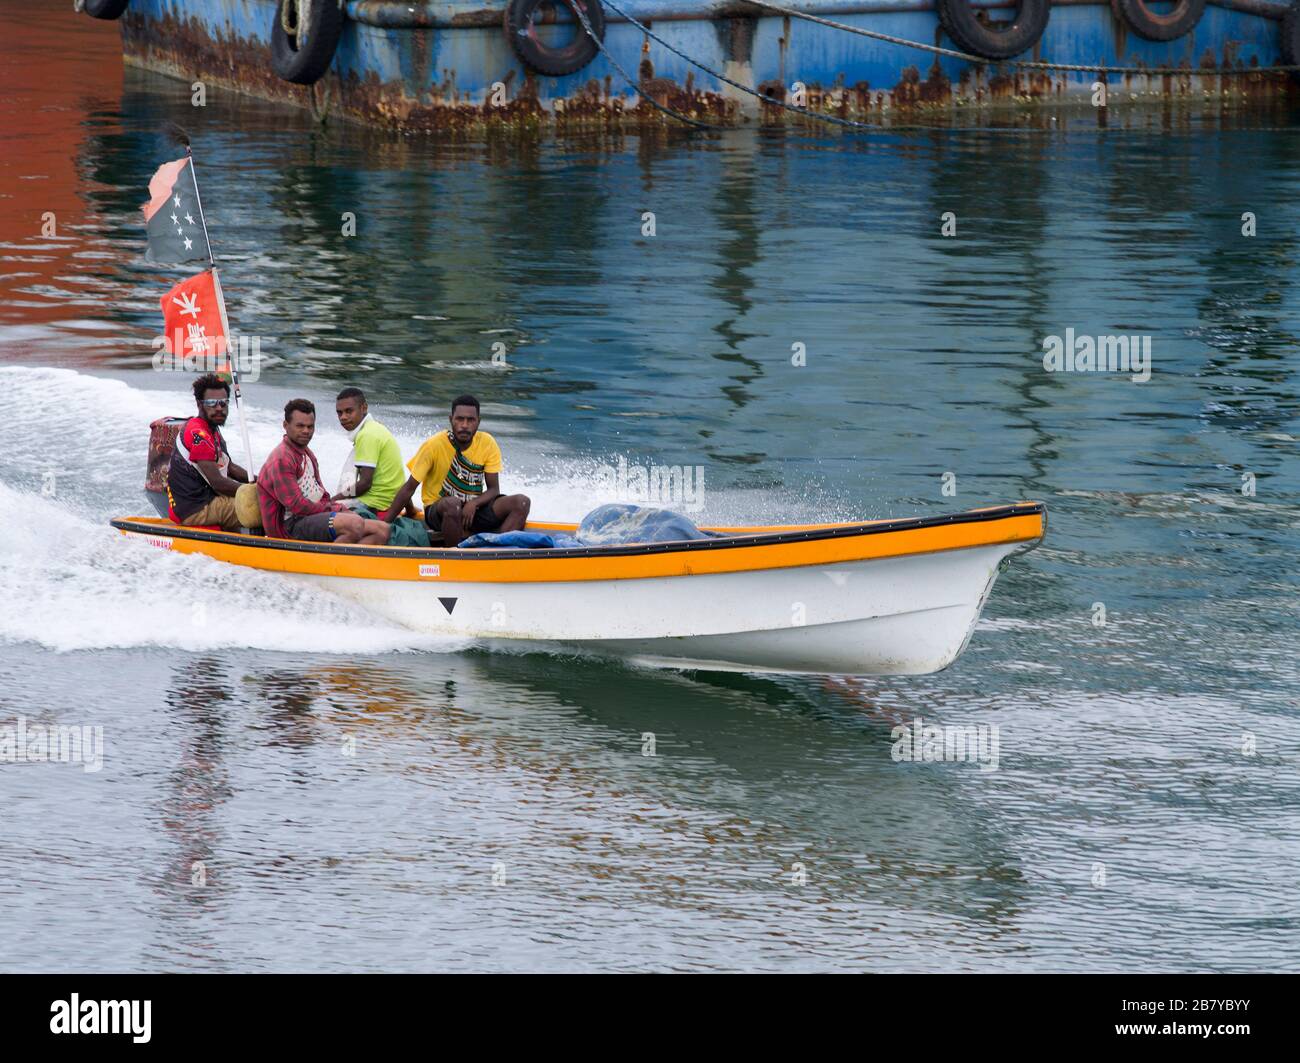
left=115, top=0, right=1299, bottom=131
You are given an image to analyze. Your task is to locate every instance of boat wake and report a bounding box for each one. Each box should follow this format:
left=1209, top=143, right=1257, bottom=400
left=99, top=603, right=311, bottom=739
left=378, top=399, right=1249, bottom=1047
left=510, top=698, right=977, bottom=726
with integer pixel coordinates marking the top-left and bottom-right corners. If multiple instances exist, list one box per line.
left=0, top=367, right=469, bottom=654
left=0, top=480, right=460, bottom=655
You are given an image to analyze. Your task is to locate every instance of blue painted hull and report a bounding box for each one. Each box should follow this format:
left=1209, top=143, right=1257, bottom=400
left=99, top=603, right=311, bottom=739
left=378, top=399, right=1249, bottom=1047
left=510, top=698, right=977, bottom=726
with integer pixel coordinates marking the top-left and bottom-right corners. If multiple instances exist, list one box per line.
left=116, top=0, right=1298, bottom=129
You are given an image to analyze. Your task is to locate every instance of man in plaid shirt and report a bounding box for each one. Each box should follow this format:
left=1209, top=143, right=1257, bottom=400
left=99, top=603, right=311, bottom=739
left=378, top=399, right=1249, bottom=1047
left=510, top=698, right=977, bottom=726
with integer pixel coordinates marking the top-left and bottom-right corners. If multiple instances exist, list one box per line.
left=257, top=399, right=391, bottom=544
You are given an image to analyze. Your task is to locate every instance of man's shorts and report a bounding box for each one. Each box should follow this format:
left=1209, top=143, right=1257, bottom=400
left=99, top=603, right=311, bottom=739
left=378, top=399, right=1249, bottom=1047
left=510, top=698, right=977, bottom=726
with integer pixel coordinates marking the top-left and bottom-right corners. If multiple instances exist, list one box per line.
left=286, top=511, right=337, bottom=542
left=425, top=496, right=504, bottom=540
left=181, top=494, right=242, bottom=532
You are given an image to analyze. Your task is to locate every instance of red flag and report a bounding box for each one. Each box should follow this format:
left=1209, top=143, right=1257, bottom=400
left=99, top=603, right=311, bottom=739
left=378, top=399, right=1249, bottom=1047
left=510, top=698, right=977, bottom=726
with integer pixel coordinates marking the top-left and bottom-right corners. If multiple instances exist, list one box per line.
left=160, top=270, right=227, bottom=364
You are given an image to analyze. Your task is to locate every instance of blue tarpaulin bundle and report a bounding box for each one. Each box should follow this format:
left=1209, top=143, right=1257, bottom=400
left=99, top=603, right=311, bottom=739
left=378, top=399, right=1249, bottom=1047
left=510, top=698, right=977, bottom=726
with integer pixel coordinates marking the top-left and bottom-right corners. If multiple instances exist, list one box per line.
left=458, top=504, right=712, bottom=549
left=457, top=530, right=581, bottom=550
left=575, top=503, right=712, bottom=544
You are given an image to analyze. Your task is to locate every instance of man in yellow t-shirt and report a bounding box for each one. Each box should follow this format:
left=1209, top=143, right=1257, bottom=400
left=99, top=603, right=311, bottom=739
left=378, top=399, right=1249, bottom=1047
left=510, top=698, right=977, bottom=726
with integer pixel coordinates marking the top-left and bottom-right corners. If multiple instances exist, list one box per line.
left=378, top=394, right=532, bottom=547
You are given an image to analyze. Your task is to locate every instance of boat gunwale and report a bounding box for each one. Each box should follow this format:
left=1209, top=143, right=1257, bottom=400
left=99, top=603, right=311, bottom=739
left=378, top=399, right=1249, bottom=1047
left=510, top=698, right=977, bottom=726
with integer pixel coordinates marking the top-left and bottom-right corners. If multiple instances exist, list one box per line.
left=110, top=502, right=1046, bottom=562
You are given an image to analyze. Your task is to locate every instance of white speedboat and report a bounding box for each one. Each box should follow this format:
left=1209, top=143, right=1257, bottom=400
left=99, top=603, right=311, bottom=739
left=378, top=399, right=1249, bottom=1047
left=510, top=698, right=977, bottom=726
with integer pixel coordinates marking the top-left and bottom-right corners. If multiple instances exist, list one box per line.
left=111, top=502, right=1045, bottom=675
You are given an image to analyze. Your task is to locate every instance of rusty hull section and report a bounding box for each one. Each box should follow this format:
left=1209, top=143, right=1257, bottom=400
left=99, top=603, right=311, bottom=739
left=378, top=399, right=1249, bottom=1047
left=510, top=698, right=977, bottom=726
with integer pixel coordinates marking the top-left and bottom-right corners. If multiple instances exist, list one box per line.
left=120, top=8, right=739, bottom=133
left=119, top=3, right=1298, bottom=134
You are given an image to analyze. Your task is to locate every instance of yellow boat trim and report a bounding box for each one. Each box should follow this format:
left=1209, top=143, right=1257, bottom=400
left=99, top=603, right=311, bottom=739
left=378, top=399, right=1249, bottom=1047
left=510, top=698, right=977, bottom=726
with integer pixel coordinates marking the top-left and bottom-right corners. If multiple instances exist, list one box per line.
left=111, top=503, right=1045, bottom=584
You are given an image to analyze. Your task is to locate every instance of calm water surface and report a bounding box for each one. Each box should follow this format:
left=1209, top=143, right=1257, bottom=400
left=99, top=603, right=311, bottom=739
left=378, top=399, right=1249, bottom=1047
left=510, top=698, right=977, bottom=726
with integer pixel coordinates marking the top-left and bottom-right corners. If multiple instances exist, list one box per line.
left=0, top=2, right=1297, bottom=971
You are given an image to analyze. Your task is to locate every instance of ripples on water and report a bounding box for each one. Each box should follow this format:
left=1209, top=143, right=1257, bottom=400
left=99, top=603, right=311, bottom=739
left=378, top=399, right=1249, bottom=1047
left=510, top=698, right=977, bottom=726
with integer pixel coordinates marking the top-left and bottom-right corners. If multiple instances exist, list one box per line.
left=0, top=3, right=1297, bottom=971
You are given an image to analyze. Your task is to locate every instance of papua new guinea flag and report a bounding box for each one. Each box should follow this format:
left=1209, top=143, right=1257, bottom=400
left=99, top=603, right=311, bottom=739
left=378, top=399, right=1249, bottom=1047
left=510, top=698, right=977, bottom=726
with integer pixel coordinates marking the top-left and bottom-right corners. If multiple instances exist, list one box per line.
left=160, top=270, right=227, bottom=362
left=141, top=157, right=209, bottom=264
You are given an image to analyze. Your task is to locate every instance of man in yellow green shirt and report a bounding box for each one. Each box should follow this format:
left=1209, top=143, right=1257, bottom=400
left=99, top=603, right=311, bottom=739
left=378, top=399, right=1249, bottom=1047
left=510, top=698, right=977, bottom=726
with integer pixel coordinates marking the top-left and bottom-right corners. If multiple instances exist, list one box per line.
left=334, top=387, right=409, bottom=514
left=378, top=394, right=531, bottom=546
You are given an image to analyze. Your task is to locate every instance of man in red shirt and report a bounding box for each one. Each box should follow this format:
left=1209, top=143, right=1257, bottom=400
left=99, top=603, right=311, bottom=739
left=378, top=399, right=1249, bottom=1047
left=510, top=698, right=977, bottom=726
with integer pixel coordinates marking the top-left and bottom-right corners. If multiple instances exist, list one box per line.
left=166, top=373, right=252, bottom=530
left=257, top=399, right=391, bottom=544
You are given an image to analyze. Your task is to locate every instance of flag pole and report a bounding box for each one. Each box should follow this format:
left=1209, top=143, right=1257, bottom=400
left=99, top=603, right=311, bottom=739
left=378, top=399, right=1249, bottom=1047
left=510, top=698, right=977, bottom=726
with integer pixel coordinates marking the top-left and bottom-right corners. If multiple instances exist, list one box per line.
left=186, top=145, right=255, bottom=478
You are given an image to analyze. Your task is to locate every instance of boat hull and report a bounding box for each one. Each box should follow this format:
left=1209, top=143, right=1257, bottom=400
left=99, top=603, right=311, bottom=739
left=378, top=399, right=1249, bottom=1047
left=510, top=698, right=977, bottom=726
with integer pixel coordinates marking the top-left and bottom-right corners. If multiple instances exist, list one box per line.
left=277, top=543, right=1008, bottom=672
left=570, top=554, right=1009, bottom=674
left=115, top=0, right=1298, bottom=132
left=111, top=503, right=1044, bottom=675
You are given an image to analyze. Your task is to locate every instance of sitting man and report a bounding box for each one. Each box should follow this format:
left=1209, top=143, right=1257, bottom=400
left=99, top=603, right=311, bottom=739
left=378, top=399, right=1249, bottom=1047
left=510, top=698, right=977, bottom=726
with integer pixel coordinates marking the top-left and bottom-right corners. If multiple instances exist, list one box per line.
left=167, top=372, right=252, bottom=531
left=333, top=386, right=411, bottom=516
left=379, top=394, right=530, bottom=547
left=257, top=399, right=392, bottom=544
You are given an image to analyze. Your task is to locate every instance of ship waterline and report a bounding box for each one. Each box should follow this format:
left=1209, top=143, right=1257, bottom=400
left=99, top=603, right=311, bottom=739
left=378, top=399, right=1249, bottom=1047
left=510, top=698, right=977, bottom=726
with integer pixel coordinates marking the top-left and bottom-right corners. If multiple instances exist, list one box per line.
left=110, top=0, right=1300, bottom=132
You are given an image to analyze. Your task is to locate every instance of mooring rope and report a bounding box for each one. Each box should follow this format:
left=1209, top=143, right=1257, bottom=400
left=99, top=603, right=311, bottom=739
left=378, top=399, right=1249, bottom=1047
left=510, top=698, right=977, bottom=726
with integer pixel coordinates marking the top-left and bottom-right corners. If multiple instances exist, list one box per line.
left=744, top=0, right=1300, bottom=75
left=568, top=3, right=723, bottom=128
left=597, top=0, right=890, bottom=129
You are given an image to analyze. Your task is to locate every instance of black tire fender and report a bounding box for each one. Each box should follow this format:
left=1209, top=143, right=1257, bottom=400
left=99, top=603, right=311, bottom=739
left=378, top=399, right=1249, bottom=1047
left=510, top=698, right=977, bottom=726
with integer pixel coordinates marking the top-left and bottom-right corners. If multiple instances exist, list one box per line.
left=271, top=0, right=344, bottom=86
left=1110, top=0, right=1207, bottom=42
left=504, top=0, right=605, bottom=78
left=937, top=0, right=1052, bottom=62
left=83, top=0, right=131, bottom=19
left=1281, top=1, right=1300, bottom=71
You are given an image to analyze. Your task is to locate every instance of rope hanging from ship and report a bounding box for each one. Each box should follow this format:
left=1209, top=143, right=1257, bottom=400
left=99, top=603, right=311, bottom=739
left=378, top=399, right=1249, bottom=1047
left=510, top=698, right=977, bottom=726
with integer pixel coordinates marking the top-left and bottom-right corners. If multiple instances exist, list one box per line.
left=564, top=2, right=722, bottom=127
left=573, top=0, right=898, bottom=129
